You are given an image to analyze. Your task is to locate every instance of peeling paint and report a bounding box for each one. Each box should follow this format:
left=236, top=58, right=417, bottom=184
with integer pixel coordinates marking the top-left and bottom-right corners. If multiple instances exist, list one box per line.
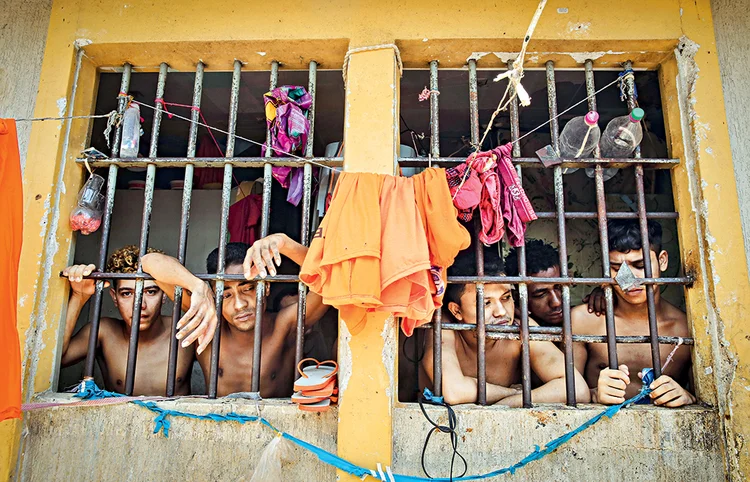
left=492, top=52, right=518, bottom=63
left=557, top=7, right=569, bottom=14
left=569, top=51, right=607, bottom=63
left=567, top=21, right=591, bottom=35
left=380, top=317, right=396, bottom=408
left=56, top=98, right=67, bottom=118
left=467, top=52, right=490, bottom=62
left=18, top=295, right=28, bottom=307
left=338, top=320, right=352, bottom=404
left=74, top=38, right=92, bottom=49
left=256, top=52, right=266, bottom=56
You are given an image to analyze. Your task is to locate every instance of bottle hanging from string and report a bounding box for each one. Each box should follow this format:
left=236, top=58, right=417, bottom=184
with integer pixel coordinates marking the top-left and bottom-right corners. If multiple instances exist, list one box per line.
left=599, top=107, right=645, bottom=158
left=69, top=173, right=105, bottom=235
left=558, top=111, right=600, bottom=175
left=119, top=103, right=142, bottom=158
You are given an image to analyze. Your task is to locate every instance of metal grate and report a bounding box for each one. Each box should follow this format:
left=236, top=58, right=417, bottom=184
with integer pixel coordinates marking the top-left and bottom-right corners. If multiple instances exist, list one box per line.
left=76, top=60, right=341, bottom=398
left=400, top=59, right=694, bottom=407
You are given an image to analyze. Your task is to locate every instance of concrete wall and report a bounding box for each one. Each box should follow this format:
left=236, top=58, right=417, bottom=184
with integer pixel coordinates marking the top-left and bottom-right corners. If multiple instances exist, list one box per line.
left=712, top=0, right=750, bottom=279
left=0, top=0, right=52, bottom=171
left=394, top=405, right=723, bottom=481
left=19, top=397, right=337, bottom=482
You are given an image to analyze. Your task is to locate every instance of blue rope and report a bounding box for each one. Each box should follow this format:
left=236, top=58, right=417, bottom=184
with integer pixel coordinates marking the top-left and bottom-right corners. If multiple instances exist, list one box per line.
left=75, top=370, right=655, bottom=481
left=618, top=68, right=637, bottom=102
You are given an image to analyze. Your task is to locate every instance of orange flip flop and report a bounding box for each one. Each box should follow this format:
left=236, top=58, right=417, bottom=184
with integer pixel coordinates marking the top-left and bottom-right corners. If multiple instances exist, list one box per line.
left=294, top=358, right=338, bottom=392
left=298, top=399, right=331, bottom=412
left=292, top=391, right=329, bottom=404
left=298, top=378, right=336, bottom=397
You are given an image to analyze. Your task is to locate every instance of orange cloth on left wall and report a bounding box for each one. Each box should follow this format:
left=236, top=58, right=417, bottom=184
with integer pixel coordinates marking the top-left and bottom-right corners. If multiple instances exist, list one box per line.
left=0, top=119, right=23, bottom=421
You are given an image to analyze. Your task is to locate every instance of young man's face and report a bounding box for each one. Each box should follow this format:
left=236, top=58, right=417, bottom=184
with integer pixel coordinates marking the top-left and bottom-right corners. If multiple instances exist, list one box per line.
left=218, top=264, right=260, bottom=332
left=527, top=265, right=563, bottom=325
left=609, top=248, right=668, bottom=305
left=449, top=283, right=515, bottom=326
left=110, top=280, right=164, bottom=331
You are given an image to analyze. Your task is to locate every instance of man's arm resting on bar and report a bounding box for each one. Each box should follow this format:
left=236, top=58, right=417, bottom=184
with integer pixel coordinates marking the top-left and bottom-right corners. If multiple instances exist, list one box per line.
left=423, top=328, right=519, bottom=405
left=141, top=253, right=217, bottom=354
left=497, top=319, right=590, bottom=407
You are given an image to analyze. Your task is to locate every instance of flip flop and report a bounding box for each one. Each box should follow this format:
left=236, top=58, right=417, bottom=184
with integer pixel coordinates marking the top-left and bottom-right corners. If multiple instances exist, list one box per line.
left=298, top=399, right=331, bottom=412
left=298, top=378, right=336, bottom=397
left=294, top=358, right=338, bottom=392
left=292, top=391, right=329, bottom=404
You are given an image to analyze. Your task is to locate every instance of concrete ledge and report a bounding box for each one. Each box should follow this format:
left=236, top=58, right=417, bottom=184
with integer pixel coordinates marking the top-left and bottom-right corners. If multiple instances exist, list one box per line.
left=394, top=403, right=724, bottom=481
left=19, top=394, right=337, bottom=482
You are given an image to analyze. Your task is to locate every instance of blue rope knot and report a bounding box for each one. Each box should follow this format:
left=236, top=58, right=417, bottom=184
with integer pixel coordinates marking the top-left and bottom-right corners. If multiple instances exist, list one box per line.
left=422, top=387, right=444, bottom=405
left=618, top=68, right=638, bottom=102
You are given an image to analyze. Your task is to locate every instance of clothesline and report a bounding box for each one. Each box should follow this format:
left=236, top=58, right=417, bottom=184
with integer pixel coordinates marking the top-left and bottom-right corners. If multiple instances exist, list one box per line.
left=11, top=70, right=630, bottom=174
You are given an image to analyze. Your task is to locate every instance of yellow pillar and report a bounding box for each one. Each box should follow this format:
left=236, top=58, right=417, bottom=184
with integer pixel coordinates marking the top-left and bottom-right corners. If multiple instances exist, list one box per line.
left=337, top=46, right=399, bottom=480
left=660, top=1, right=750, bottom=478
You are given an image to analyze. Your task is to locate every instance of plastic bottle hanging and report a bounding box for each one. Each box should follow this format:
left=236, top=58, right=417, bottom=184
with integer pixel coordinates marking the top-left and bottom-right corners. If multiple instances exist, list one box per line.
left=559, top=111, right=600, bottom=175
left=70, top=173, right=105, bottom=235
left=119, top=103, right=142, bottom=158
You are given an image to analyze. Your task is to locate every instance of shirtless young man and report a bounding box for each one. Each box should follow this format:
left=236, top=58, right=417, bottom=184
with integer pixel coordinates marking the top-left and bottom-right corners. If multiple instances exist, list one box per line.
left=505, top=239, right=611, bottom=326
left=62, top=246, right=194, bottom=395
left=572, top=220, right=694, bottom=407
left=141, top=233, right=330, bottom=398
left=421, top=248, right=590, bottom=406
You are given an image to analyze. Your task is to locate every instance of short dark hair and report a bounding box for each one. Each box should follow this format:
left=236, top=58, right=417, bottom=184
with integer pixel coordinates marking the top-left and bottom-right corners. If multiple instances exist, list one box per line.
left=206, top=242, right=250, bottom=274
left=608, top=219, right=662, bottom=254
left=444, top=245, right=504, bottom=307
left=505, top=239, right=560, bottom=277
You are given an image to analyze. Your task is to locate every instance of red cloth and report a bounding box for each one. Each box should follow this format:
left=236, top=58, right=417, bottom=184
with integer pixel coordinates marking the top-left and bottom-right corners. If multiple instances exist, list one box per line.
left=445, top=163, right=480, bottom=222
left=194, top=135, right=225, bottom=188
left=493, top=144, right=537, bottom=246
left=228, top=194, right=263, bottom=245
left=0, top=119, right=23, bottom=421
left=477, top=169, right=504, bottom=245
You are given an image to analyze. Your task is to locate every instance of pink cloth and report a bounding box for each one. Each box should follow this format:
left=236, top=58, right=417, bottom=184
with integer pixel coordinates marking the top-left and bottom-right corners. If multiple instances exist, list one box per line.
left=493, top=144, right=537, bottom=247
left=478, top=169, right=504, bottom=244
left=228, top=194, right=263, bottom=245
left=445, top=163, right=481, bottom=221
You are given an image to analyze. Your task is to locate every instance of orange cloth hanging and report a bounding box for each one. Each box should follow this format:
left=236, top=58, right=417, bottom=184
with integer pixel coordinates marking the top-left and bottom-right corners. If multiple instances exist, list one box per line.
left=0, top=119, right=23, bottom=421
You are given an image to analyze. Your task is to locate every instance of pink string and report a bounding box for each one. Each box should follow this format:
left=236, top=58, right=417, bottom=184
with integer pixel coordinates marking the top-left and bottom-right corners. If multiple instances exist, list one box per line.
left=154, top=99, right=247, bottom=198
left=418, top=87, right=439, bottom=102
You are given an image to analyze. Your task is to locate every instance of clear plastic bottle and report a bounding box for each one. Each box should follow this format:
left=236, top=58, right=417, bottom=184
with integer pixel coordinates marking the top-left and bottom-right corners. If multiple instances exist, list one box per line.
left=558, top=111, right=600, bottom=175
left=119, top=104, right=141, bottom=158
left=599, top=107, right=645, bottom=158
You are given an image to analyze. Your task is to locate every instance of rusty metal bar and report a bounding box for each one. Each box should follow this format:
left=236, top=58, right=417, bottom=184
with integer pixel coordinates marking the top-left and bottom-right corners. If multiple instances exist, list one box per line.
left=468, top=59, right=486, bottom=405
left=622, top=60, right=661, bottom=375
left=429, top=60, right=443, bottom=397
left=76, top=271, right=692, bottom=286
left=508, top=61, right=532, bottom=408
left=166, top=61, right=204, bottom=397
left=547, top=60, right=576, bottom=406
left=77, top=157, right=343, bottom=168
left=207, top=60, right=242, bottom=398
left=83, top=63, right=130, bottom=380
left=586, top=59, right=619, bottom=369
left=123, top=62, right=168, bottom=395
left=295, top=60, right=317, bottom=375
left=430, top=60, right=440, bottom=158
left=396, top=157, right=678, bottom=169
left=252, top=60, right=279, bottom=393
left=485, top=333, right=692, bottom=344
left=534, top=211, right=678, bottom=220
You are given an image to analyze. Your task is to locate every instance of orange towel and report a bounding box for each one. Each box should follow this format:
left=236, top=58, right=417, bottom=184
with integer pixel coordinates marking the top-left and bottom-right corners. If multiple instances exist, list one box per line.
left=377, top=176, right=433, bottom=332
left=300, top=173, right=384, bottom=333
left=0, top=119, right=23, bottom=421
left=301, top=170, right=469, bottom=336
left=406, top=168, right=471, bottom=335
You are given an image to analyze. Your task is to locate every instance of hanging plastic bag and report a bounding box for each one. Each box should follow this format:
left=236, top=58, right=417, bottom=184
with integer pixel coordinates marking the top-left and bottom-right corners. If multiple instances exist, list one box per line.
left=70, top=173, right=105, bottom=235
left=248, top=434, right=295, bottom=482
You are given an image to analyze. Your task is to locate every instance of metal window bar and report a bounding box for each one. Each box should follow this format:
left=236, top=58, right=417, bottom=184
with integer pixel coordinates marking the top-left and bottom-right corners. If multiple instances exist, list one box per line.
left=624, top=60, right=663, bottom=377
left=429, top=60, right=443, bottom=398
left=467, top=59, right=487, bottom=406
left=295, top=61, right=318, bottom=378
left=546, top=60, right=576, bottom=406
left=166, top=61, right=204, bottom=397
left=507, top=60, right=533, bottom=408
left=206, top=59, right=243, bottom=398
left=587, top=59, right=620, bottom=369
left=250, top=60, right=279, bottom=394
left=83, top=63, right=131, bottom=380
left=122, top=62, right=169, bottom=395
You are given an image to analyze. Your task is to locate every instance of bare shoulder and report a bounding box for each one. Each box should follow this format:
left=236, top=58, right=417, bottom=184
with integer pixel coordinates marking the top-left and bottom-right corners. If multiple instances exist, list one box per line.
left=660, top=301, right=690, bottom=336
left=571, top=304, right=604, bottom=334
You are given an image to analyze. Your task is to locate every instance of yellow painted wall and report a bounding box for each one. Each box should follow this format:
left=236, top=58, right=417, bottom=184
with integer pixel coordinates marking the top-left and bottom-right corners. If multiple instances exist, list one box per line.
left=7, top=0, right=750, bottom=480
